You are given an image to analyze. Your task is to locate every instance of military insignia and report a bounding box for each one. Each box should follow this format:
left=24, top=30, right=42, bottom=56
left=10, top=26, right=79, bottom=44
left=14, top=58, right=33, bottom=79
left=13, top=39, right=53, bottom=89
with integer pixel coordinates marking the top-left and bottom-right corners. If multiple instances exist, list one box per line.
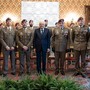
left=83, top=29, right=87, bottom=35
left=84, top=30, right=87, bottom=32
left=55, top=30, right=59, bottom=35
left=27, top=32, right=31, bottom=36
left=20, top=32, right=23, bottom=35
left=78, top=26, right=80, bottom=28
left=75, top=30, right=79, bottom=34
left=64, top=30, right=68, bottom=36
left=64, top=30, right=68, bottom=34
left=71, top=28, right=72, bottom=31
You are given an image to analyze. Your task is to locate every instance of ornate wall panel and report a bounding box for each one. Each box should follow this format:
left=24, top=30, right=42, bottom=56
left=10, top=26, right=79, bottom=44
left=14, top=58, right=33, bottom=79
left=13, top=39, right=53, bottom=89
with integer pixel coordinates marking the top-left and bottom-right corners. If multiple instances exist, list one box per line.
left=0, top=0, right=90, bottom=22
left=0, top=0, right=21, bottom=22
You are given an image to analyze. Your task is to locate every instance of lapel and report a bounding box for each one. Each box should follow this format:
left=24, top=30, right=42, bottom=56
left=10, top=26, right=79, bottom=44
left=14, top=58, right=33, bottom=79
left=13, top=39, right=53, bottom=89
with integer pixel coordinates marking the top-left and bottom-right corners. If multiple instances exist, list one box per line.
left=37, top=28, right=42, bottom=39
left=43, top=28, right=47, bottom=36
left=37, top=28, right=47, bottom=39
left=59, top=27, right=64, bottom=34
left=11, top=27, right=14, bottom=33
left=5, top=26, right=14, bottom=33
left=4, top=26, right=8, bottom=33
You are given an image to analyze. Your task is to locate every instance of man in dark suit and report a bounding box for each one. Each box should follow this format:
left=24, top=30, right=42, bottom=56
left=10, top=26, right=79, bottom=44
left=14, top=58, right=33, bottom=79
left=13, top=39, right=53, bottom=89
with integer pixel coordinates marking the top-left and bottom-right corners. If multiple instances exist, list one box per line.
left=33, top=22, right=50, bottom=74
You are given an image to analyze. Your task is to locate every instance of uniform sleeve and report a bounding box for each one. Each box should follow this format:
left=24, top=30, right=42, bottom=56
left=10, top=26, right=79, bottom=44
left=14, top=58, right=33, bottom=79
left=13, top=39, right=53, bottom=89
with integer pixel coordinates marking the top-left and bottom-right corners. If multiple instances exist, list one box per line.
left=27, top=30, right=34, bottom=48
left=33, top=30, right=36, bottom=49
left=16, top=31, right=24, bottom=48
left=13, top=29, right=16, bottom=47
left=0, top=29, right=8, bottom=48
left=52, top=28, right=55, bottom=48
left=72, top=28, right=75, bottom=43
left=86, top=28, right=90, bottom=42
left=67, top=29, right=71, bottom=50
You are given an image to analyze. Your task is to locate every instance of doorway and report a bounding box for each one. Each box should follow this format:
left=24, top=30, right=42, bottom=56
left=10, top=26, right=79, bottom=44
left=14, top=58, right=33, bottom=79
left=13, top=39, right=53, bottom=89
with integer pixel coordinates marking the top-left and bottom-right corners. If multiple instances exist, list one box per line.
left=85, top=6, right=90, bottom=25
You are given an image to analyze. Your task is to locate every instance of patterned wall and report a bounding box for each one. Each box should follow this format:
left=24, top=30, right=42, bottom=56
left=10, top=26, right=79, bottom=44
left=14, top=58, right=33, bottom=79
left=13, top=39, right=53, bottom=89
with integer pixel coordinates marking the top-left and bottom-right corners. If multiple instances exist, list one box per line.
left=0, top=0, right=21, bottom=23
left=0, top=0, right=90, bottom=23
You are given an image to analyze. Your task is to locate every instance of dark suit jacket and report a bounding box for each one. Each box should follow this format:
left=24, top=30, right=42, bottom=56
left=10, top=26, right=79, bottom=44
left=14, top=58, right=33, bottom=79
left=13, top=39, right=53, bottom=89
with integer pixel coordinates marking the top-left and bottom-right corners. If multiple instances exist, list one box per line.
left=33, top=28, right=50, bottom=52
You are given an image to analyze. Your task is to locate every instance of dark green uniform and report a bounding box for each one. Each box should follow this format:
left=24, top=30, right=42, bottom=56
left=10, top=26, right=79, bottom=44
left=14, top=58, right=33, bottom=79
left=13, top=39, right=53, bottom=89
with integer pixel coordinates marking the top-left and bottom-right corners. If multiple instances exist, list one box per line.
left=72, top=25, right=88, bottom=73
left=0, top=26, right=16, bottom=75
left=52, top=27, right=70, bottom=74
left=16, top=26, right=34, bottom=74
left=87, top=27, right=90, bottom=56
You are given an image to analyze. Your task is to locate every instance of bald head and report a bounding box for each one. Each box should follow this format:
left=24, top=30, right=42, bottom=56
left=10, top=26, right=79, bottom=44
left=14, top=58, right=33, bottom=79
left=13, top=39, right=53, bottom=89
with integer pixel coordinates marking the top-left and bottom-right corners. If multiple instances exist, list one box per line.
left=39, top=21, right=45, bottom=29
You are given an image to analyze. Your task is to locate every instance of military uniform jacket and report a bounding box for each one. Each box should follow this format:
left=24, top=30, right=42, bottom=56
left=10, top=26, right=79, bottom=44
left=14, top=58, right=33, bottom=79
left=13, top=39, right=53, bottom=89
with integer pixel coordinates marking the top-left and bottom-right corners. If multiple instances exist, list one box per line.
left=0, top=26, right=16, bottom=49
left=16, top=27, right=34, bottom=49
left=29, top=26, right=37, bottom=32
left=52, top=27, right=70, bottom=52
left=72, top=25, right=88, bottom=51
left=87, top=27, right=90, bottom=50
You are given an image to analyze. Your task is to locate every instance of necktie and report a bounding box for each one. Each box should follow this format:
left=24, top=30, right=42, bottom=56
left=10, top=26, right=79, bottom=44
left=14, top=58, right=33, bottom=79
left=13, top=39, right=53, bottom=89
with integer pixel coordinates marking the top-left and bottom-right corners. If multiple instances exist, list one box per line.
left=24, top=27, right=27, bottom=32
left=41, top=29, right=44, bottom=34
left=7, top=27, right=11, bottom=31
left=9, top=27, right=11, bottom=31
left=61, top=27, right=63, bottom=33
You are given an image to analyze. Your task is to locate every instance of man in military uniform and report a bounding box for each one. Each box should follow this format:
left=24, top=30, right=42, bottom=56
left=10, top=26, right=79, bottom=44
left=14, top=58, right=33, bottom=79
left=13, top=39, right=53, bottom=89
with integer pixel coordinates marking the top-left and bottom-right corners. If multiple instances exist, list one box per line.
left=29, top=20, right=37, bottom=31
left=16, top=19, right=34, bottom=76
left=44, top=19, right=52, bottom=37
left=0, top=23, right=3, bottom=56
left=52, top=19, right=70, bottom=75
left=29, top=20, right=37, bottom=56
left=72, top=17, right=88, bottom=78
left=87, top=23, right=90, bottom=58
left=0, top=18, right=16, bottom=76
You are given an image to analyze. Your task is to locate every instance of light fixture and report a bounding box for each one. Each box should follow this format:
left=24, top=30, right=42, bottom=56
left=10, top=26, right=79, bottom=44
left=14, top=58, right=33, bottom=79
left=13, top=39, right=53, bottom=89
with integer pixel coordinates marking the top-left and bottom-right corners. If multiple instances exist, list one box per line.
left=1, top=13, right=18, bottom=22
left=64, top=12, right=79, bottom=23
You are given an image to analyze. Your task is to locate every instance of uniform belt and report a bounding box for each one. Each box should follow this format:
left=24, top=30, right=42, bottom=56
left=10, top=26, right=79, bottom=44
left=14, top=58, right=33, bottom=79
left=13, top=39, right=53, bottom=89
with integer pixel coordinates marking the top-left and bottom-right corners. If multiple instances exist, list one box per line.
left=75, top=40, right=86, bottom=42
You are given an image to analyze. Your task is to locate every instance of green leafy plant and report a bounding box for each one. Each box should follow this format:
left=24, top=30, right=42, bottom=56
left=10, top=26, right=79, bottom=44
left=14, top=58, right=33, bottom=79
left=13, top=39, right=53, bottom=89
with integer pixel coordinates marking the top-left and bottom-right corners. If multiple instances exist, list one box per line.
left=18, top=76, right=34, bottom=90
left=0, top=74, right=83, bottom=90
left=3, top=79, right=19, bottom=90
left=32, top=74, right=82, bottom=90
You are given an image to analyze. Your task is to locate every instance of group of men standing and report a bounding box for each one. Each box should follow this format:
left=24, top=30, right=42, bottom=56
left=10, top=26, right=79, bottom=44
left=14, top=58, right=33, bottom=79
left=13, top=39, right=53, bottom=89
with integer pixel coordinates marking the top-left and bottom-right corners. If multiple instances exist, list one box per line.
left=0, top=18, right=50, bottom=76
left=52, top=17, right=89, bottom=78
left=0, top=17, right=90, bottom=78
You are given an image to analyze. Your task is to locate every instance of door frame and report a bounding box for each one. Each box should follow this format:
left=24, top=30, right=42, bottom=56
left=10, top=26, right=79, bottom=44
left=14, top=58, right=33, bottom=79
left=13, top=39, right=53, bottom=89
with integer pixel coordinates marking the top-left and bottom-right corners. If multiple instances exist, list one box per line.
left=85, top=5, right=90, bottom=25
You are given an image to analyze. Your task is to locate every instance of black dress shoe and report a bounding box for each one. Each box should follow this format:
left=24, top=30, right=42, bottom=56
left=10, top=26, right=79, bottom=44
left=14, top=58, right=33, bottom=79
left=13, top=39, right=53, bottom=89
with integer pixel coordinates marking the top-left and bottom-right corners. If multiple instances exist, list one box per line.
left=61, top=71, right=65, bottom=75
left=11, top=72, right=16, bottom=75
left=18, top=72, right=23, bottom=76
left=27, top=72, right=31, bottom=75
left=80, top=72, right=86, bottom=78
left=43, top=72, right=46, bottom=75
left=2, top=73, right=7, bottom=77
left=55, top=71, right=59, bottom=75
left=73, top=72, right=80, bottom=76
left=0, top=72, right=3, bottom=75
left=38, top=71, right=42, bottom=75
